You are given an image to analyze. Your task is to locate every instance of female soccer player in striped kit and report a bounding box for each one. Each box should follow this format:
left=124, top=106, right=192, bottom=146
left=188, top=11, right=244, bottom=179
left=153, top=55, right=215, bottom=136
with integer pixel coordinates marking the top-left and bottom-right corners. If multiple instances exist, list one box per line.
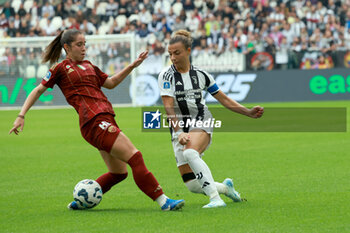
left=9, top=29, right=184, bottom=211
left=158, top=30, right=264, bottom=208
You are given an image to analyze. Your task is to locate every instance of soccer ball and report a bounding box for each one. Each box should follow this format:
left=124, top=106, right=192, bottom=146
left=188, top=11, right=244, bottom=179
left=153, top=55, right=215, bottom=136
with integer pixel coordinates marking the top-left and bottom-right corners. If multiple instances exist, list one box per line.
left=73, top=179, right=102, bottom=209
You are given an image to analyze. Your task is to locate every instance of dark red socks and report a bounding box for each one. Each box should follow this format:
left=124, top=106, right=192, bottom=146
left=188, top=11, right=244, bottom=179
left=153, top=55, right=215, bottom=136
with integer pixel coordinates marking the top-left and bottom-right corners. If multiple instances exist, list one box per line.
left=127, top=151, right=164, bottom=200
left=96, top=172, right=128, bottom=193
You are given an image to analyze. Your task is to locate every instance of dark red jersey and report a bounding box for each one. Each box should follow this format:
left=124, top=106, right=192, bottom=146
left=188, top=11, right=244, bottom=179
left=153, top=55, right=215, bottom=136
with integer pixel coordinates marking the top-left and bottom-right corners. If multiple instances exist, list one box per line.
left=41, top=59, right=115, bottom=128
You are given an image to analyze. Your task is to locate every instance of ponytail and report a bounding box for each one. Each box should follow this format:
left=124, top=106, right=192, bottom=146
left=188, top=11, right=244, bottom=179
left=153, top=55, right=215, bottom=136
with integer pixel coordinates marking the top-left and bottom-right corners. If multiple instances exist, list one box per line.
left=42, top=29, right=82, bottom=64
left=42, top=30, right=64, bottom=64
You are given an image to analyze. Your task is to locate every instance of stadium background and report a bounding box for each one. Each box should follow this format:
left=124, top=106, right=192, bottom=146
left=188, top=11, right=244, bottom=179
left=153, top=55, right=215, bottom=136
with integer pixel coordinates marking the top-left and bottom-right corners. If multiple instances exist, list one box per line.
left=1, top=0, right=350, bottom=107
left=1, top=1, right=349, bottom=233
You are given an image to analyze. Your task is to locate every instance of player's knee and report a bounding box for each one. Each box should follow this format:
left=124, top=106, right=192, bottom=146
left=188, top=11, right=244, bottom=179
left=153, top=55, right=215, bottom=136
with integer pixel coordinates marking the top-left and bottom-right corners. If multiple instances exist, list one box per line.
left=183, top=149, right=200, bottom=162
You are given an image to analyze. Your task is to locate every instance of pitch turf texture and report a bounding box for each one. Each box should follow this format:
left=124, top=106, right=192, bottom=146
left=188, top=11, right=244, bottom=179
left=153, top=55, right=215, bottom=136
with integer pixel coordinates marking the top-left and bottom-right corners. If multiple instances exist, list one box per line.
left=1, top=101, right=349, bottom=233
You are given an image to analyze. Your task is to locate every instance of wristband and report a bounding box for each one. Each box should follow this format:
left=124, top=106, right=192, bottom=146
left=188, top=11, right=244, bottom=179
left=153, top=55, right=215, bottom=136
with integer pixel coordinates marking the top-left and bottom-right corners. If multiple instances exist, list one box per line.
left=18, top=115, right=25, bottom=119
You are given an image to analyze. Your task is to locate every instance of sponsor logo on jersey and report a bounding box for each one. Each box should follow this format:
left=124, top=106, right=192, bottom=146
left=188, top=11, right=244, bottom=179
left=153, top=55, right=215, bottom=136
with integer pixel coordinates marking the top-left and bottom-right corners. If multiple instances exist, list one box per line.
left=66, top=65, right=71, bottom=69
left=143, top=110, right=161, bottom=129
left=176, top=81, right=182, bottom=86
left=163, top=81, right=170, bottom=89
left=43, top=71, right=52, bottom=81
left=68, top=68, right=74, bottom=74
left=77, top=64, right=86, bottom=70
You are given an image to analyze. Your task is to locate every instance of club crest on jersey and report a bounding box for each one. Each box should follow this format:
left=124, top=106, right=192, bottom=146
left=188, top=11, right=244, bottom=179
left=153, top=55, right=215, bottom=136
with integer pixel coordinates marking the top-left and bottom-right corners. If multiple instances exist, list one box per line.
left=163, top=81, right=170, bottom=89
left=66, top=65, right=71, bottom=69
left=77, top=64, right=86, bottom=70
left=108, top=125, right=118, bottom=133
left=68, top=68, right=74, bottom=74
left=191, top=76, right=198, bottom=85
left=43, top=71, right=52, bottom=81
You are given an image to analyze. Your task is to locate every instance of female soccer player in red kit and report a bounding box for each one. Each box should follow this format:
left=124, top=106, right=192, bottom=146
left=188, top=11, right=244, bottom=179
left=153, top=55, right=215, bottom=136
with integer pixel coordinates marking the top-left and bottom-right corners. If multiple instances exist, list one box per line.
left=9, top=29, right=184, bottom=211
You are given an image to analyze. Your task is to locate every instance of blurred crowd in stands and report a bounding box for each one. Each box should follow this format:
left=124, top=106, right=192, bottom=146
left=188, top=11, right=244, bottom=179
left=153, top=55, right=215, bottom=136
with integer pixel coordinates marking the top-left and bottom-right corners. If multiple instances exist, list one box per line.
left=1, top=0, right=350, bottom=77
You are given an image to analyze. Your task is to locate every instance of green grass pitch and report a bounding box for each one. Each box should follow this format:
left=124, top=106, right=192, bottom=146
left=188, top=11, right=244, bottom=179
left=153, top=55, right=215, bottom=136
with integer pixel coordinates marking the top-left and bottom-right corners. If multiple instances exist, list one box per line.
left=1, top=101, right=349, bottom=233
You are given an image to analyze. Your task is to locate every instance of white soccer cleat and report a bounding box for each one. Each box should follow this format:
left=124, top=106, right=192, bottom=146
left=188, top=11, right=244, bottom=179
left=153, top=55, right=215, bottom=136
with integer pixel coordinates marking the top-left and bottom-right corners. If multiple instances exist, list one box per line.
left=202, top=199, right=226, bottom=208
left=223, top=178, right=244, bottom=202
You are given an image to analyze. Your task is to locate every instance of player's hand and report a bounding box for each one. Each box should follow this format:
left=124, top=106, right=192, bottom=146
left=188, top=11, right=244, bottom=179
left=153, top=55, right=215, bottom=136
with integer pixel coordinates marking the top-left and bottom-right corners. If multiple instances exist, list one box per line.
left=131, top=50, right=149, bottom=68
left=9, top=117, right=25, bottom=135
left=178, top=132, right=190, bottom=145
left=248, top=106, right=264, bottom=118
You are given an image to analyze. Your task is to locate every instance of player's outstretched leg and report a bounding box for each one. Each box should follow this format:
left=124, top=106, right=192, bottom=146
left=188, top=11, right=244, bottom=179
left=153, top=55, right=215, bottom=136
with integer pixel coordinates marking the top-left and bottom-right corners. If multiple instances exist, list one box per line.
left=183, top=149, right=226, bottom=208
left=127, top=151, right=184, bottom=211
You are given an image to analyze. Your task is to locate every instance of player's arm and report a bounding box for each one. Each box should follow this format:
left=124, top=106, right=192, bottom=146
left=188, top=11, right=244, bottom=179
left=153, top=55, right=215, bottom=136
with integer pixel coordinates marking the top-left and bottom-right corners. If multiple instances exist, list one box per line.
left=213, top=90, right=264, bottom=118
left=161, top=96, right=190, bottom=145
left=103, top=51, right=148, bottom=89
left=9, top=84, right=48, bottom=135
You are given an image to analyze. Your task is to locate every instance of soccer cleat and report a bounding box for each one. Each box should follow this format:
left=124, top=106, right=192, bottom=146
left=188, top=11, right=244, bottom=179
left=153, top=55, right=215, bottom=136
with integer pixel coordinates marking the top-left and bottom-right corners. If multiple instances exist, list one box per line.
left=202, top=199, right=226, bottom=208
left=161, top=198, right=185, bottom=211
left=223, top=178, right=244, bottom=202
left=67, top=201, right=83, bottom=210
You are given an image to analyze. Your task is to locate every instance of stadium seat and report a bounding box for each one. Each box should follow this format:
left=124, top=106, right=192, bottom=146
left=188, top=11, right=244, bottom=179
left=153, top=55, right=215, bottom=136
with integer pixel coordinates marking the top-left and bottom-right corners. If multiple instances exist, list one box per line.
left=39, top=18, right=48, bottom=30
left=116, top=15, right=127, bottom=28
left=11, top=0, right=22, bottom=13
left=107, top=16, right=114, bottom=26
left=98, top=24, right=110, bottom=35
left=25, top=65, right=36, bottom=79
left=129, top=14, right=140, bottom=23
left=64, top=18, right=72, bottom=28
left=147, top=33, right=156, bottom=45
left=23, top=0, right=34, bottom=13
left=0, top=47, right=5, bottom=57
left=86, top=0, right=95, bottom=9
left=194, top=0, right=204, bottom=9
left=172, top=2, right=183, bottom=16
left=96, top=2, right=108, bottom=15
left=37, top=64, right=49, bottom=79
left=51, top=16, right=63, bottom=31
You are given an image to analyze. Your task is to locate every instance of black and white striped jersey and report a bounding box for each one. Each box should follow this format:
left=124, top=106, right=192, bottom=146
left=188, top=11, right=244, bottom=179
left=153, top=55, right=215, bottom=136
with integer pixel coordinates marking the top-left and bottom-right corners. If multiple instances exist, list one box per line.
left=158, top=65, right=220, bottom=129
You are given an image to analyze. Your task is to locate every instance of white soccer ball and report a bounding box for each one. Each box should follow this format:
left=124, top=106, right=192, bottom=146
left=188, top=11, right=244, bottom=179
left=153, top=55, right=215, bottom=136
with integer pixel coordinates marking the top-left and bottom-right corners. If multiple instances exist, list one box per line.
left=73, top=179, right=102, bottom=209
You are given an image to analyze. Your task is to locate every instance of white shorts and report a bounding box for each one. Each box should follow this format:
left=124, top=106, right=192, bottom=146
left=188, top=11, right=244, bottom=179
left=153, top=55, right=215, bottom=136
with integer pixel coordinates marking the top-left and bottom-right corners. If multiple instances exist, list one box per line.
left=171, top=128, right=213, bottom=167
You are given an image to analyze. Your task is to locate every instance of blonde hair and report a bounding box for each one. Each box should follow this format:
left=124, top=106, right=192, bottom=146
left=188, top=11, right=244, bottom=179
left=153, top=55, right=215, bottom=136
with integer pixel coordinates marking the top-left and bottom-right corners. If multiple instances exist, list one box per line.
left=169, top=30, right=193, bottom=49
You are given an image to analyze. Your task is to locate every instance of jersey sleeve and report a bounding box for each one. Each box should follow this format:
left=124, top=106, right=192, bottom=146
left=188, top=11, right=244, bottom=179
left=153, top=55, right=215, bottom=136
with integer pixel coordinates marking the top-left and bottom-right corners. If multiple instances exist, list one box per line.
left=158, top=70, right=175, bottom=97
left=203, top=70, right=219, bottom=96
left=92, top=62, right=109, bottom=86
left=41, top=63, right=62, bottom=88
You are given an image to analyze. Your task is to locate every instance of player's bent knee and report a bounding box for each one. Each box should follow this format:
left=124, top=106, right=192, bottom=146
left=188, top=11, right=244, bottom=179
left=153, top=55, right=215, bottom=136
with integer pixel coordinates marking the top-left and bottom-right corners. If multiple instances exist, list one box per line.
left=183, top=149, right=200, bottom=162
left=185, top=179, right=204, bottom=194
